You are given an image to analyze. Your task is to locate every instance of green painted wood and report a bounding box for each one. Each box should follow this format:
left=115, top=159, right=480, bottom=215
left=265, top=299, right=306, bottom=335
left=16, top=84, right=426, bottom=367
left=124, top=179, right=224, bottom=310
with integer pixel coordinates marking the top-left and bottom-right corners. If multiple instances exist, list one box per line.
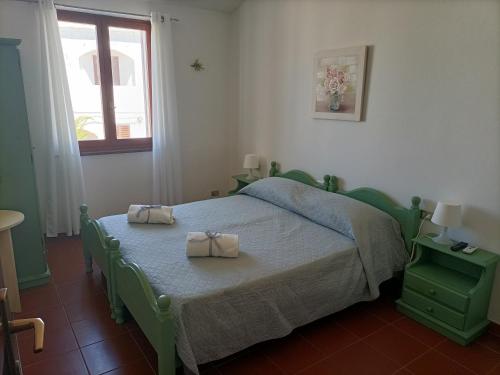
left=397, top=234, right=498, bottom=345
left=0, top=38, right=21, bottom=46
left=80, top=206, right=176, bottom=375
left=268, top=161, right=421, bottom=252
left=404, top=269, right=470, bottom=311
left=402, top=288, right=465, bottom=329
left=269, top=161, right=332, bottom=191
left=80, top=205, right=120, bottom=319
left=0, top=38, right=50, bottom=288
left=18, top=270, right=51, bottom=289
left=397, top=301, right=489, bottom=345
left=414, top=235, right=497, bottom=267
left=340, top=189, right=421, bottom=252
left=114, top=260, right=175, bottom=375
left=407, top=263, right=477, bottom=296
left=107, top=237, right=124, bottom=323
left=228, top=174, right=257, bottom=195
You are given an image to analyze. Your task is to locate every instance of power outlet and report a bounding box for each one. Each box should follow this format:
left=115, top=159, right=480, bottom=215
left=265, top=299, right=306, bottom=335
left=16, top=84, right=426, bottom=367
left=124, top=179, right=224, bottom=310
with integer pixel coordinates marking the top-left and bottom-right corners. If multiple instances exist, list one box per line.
left=210, top=190, right=220, bottom=198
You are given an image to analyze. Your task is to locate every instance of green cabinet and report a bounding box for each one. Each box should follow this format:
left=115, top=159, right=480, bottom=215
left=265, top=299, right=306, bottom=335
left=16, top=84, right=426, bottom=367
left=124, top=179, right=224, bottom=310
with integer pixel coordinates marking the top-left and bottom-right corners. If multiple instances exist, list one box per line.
left=228, top=174, right=258, bottom=195
left=397, top=234, right=498, bottom=345
left=0, top=38, right=50, bottom=289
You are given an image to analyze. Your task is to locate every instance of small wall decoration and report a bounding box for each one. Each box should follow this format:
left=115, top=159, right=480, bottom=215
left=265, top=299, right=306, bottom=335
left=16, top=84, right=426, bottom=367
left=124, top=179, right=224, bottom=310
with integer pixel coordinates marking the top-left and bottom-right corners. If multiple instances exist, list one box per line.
left=312, top=46, right=367, bottom=121
left=190, top=58, right=205, bottom=72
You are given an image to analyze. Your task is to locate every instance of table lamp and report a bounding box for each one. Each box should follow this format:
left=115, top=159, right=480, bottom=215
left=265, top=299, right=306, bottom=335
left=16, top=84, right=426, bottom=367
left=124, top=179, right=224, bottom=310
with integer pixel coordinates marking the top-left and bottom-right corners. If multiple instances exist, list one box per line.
left=243, top=154, right=259, bottom=181
left=431, top=201, right=461, bottom=245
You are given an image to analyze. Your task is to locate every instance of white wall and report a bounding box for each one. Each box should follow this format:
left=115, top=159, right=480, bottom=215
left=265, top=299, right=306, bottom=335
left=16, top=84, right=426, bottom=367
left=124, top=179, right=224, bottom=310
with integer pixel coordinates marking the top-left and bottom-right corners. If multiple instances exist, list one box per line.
left=81, top=153, right=153, bottom=218
left=0, top=0, right=237, bottom=220
left=234, top=0, right=500, bottom=321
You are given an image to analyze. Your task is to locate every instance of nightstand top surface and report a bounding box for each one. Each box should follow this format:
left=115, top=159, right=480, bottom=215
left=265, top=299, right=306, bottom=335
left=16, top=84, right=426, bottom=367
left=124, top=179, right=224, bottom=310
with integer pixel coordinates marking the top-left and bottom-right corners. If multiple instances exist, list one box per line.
left=413, top=234, right=498, bottom=267
left=232, top=174, right=259, bottom=183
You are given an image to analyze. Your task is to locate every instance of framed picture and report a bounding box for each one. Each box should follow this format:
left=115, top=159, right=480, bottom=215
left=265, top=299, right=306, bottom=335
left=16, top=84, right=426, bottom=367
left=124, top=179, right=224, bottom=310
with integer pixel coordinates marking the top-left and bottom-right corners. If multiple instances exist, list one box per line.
left=312, top=46, right=367, bottom=121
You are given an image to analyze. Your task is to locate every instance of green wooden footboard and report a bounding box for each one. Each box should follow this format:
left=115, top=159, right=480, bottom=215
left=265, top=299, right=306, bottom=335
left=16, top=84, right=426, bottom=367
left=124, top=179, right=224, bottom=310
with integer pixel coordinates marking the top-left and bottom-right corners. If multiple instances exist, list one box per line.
left=80, top=204, right=117, bottom=316
left=113, top=259, right=175, bottom=375
left=79, top=205, right=176, bottom=375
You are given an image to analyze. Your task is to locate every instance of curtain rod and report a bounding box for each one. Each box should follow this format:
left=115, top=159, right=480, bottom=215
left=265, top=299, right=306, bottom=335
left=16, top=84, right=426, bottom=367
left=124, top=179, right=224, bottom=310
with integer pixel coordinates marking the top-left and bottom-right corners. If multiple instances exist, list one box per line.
left=14, top=0, right=180, bottom=22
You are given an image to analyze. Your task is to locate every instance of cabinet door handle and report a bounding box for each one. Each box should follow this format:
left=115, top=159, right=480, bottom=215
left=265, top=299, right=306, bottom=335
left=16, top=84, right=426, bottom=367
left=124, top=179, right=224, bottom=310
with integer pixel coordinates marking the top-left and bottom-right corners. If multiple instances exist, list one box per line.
left=426, top=307, right=434, bottom=313
left=428, top=289, right=436, bottom=295
left=9, top=318, right=45, bottom=353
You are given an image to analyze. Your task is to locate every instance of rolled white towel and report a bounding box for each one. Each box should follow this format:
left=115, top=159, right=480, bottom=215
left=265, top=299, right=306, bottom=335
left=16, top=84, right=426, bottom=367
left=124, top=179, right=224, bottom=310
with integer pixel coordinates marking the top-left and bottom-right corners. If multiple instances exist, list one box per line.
left=186, top=231, right=239, bottom=258
left=127, top=205, right=174, bottom=224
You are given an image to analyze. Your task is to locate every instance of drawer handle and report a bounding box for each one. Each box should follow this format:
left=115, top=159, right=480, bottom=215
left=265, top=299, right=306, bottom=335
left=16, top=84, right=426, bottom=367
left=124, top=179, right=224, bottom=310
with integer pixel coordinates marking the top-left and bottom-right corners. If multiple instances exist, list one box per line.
left=426, top=306, right=434, bottom=313
left=428, top=289, right=436, bottom=295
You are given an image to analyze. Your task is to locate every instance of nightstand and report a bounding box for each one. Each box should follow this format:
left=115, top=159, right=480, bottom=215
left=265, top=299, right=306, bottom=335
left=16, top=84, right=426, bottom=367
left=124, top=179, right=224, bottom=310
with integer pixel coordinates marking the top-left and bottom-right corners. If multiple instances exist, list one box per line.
left=396, top=234, right=498, bottom=345
left=228, top=174, right=258, bottom=195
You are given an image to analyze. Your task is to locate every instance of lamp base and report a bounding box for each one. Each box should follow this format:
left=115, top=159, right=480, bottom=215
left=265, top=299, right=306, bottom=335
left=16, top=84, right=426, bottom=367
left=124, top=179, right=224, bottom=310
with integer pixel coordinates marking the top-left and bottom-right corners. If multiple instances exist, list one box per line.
left=246, top=169, right=258, bottom=181
left=432, top=227, right=453, bottom=245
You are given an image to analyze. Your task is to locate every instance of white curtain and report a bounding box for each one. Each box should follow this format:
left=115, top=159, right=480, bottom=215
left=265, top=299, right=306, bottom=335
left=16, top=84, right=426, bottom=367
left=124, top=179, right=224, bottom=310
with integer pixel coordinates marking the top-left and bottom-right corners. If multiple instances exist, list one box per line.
left=38, top=0, right=85, bottom=236
left=151, top=12, right=183, bottom=205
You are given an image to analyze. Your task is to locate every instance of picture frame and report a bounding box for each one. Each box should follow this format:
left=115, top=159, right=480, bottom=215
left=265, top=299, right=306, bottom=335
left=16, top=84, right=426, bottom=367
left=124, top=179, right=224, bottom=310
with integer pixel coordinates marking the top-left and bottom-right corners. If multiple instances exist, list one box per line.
left=312, top=46, right=368, bottom=122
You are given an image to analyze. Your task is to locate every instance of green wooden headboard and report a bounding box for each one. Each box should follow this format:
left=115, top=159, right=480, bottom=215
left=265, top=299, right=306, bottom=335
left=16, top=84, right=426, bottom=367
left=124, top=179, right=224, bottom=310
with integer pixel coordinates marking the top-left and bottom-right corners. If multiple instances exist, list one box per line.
left=268, top=161, right=421, bottom=252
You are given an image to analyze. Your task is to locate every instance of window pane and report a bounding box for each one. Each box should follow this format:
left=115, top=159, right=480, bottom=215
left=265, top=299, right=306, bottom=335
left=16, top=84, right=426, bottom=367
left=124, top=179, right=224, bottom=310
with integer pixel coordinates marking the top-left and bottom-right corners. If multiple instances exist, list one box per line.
left=109, top=26, right=150, bottom=139
left=59, top=21, right=106, bottom=141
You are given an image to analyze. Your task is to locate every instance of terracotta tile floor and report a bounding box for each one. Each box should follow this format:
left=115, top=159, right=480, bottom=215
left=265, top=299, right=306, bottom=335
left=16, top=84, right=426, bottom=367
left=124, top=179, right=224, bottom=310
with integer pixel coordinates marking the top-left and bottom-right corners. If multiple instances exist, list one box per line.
left=16, top=236, right=500, bottom=375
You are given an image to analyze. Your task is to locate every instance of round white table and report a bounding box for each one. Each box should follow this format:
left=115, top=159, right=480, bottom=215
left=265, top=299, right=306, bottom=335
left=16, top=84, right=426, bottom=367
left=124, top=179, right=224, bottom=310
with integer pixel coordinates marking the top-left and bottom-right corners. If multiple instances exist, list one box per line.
left=0, top=210, right=24, bottom=312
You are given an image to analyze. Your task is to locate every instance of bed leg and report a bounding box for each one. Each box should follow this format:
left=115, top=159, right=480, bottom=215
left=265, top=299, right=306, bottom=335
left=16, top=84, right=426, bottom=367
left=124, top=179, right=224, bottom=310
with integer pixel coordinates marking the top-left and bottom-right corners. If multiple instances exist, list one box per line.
left=113, top=297, right=125, bottom=324
left=157, top=295, right=176, bottom=375
left=158, top=352, right=176, bottom=375
left=157, top=334, right=176, bottom=375
left=81, top=230, right=93, bottom=273
left=80, top=205, right=93, bottom=274
left=83, top=252, right=93, bottom=273
left=106, top=237, right=122, bottom=323
left=108, top=281, right=116, bottom=321
left=109, top=292, right=116, bottom=320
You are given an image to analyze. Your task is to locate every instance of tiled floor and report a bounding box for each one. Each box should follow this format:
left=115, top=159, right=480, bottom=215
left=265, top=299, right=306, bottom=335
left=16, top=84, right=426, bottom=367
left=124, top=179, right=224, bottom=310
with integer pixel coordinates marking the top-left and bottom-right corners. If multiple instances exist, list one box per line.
left=16, top=237, right=500, bottom=375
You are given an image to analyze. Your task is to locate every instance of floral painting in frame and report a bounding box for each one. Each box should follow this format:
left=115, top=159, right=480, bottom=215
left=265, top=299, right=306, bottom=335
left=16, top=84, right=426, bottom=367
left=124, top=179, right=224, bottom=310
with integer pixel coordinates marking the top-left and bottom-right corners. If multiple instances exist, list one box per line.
left=312, top=46, right=367, bottom=121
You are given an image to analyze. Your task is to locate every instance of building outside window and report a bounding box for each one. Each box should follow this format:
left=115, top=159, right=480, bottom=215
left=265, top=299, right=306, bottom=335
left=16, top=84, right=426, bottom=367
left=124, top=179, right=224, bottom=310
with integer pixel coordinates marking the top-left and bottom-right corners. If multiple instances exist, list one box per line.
left=58, top=11, right=151, bottom=154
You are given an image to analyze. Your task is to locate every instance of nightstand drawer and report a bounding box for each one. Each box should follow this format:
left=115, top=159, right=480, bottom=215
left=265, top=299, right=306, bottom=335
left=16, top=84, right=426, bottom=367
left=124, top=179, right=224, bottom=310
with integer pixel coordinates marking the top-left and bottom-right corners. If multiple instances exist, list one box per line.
left=402, top=288, right=465, bottom=330
left=405, top=271, right=469, bottom=312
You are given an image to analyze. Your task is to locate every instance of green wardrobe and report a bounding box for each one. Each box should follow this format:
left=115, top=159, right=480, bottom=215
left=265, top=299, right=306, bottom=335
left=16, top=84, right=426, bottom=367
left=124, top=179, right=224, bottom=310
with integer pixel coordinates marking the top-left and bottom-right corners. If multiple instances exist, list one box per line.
left=0, top=38, right=50, bottom=289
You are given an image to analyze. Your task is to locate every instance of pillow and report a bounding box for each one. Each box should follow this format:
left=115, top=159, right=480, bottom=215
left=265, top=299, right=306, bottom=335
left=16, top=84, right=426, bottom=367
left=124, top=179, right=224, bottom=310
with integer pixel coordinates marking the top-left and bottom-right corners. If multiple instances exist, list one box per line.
left=239, top=177, right=385, bottom=239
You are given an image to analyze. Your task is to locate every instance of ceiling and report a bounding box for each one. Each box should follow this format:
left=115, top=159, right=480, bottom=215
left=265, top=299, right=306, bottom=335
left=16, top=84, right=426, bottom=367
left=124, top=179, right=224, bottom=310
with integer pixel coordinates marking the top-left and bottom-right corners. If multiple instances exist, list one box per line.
left=165, top=0, right=244, bottom=13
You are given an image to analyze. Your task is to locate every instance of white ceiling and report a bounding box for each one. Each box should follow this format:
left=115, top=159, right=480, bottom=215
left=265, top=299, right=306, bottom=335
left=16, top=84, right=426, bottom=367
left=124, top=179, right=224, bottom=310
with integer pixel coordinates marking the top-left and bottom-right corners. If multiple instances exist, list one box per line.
left=164, top=0, right=244, bottom=13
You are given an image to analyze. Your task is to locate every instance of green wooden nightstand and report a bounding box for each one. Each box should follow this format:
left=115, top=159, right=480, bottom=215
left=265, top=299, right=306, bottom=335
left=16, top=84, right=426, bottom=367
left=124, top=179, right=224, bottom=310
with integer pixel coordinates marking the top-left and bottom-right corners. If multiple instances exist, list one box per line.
left=228, top=174, right=258, bottom=195
left=396, top=234, right=498, bottom=345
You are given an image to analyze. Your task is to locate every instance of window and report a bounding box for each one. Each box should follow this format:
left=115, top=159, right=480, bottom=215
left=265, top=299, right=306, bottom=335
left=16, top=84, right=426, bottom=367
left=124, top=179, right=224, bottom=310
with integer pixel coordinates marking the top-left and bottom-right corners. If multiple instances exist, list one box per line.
left=58, top=11, right=152, bottom=155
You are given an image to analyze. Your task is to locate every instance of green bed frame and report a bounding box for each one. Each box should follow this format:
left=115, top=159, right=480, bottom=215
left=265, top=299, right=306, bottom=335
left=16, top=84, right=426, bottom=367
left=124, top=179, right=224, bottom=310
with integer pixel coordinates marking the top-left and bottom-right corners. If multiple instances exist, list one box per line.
left=80, top=161, right=421, bottom=375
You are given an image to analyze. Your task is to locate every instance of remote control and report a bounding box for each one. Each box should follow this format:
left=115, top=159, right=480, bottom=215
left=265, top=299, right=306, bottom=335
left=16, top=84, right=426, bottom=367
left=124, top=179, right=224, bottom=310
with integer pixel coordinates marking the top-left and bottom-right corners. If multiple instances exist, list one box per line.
left=462, top=246, right=478, bottom=254
left=450, top=242, right=468, bottom=251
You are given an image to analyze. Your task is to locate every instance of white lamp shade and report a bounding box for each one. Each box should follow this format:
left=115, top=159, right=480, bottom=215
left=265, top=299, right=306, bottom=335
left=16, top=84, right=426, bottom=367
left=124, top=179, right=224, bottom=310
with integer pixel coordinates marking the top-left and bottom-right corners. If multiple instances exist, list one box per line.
left=243, top=154, right=259, bottom=169
left=431, top=201, right=462, bottom=228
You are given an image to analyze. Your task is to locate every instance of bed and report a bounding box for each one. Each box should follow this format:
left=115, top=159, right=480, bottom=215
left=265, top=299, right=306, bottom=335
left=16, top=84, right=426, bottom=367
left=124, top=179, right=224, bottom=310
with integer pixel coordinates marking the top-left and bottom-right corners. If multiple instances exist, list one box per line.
left=80, top=162, right=421, bottom=375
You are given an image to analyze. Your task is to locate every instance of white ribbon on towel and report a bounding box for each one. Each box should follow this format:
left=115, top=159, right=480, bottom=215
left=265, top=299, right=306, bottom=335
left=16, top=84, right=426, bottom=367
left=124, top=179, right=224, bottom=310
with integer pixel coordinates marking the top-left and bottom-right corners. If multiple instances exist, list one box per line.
left=190, top=231, right=222, bottom=257
left=136, top=205, right=162, bottom=221
left=186, top=231, right=239, bottom=258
